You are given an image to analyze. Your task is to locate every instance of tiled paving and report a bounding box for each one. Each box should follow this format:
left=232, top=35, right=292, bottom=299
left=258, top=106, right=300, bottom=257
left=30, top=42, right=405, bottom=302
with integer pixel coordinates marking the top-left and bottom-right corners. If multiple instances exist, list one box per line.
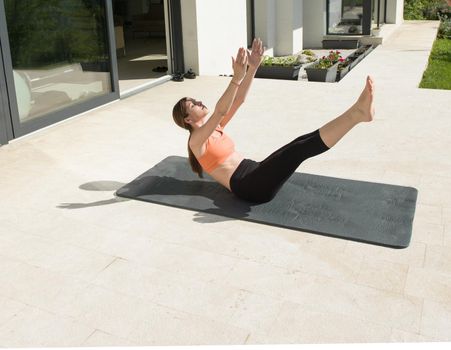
left=1, top=21, right=450, bottom=346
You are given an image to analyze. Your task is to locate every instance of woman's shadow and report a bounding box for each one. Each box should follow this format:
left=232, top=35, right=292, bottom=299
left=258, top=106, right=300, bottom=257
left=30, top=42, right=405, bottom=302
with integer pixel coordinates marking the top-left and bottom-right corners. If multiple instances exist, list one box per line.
left=57, top=177, right=255, bottom=223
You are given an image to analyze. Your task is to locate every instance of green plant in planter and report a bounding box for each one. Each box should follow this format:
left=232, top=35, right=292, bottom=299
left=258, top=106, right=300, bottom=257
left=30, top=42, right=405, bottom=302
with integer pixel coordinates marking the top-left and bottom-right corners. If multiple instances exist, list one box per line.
left=302, top=49, right=316, bottom=58
left=314, top=50, right=342, bottom=69
left=261, top=55, right=302, bottom=67
left=337, top=57, right=350, bottom=71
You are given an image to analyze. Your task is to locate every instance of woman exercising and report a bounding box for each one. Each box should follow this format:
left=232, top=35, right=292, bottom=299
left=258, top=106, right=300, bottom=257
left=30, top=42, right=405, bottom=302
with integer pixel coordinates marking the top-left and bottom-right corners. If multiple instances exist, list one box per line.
left=172, top=38, right=374, bottom=203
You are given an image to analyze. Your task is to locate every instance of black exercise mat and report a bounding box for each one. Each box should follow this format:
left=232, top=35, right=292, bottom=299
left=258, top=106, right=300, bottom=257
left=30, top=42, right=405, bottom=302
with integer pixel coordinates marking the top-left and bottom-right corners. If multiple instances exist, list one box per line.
left=116, top=156, right=418, bottom=249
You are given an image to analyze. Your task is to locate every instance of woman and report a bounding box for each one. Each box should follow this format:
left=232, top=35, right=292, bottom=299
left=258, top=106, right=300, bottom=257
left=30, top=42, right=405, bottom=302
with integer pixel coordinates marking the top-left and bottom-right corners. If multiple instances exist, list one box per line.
left=173, top=38, right=374, bottom=203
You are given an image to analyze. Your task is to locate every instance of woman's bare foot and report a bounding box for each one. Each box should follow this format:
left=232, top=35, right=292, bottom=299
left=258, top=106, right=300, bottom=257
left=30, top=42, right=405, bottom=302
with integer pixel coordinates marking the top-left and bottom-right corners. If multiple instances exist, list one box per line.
left=351, top=76, right=375, bottom=123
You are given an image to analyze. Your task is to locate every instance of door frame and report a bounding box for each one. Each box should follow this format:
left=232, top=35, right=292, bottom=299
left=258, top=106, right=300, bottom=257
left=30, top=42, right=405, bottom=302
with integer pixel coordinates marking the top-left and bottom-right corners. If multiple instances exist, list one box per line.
left=167, top=0, right=185, bottom=74
left=0, top=38, right=12, bottom=145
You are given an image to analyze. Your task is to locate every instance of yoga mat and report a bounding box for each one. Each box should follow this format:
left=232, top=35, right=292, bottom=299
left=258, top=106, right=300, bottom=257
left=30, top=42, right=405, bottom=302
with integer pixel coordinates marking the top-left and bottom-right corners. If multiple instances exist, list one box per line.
left=116, top=156, right=418, bottom=249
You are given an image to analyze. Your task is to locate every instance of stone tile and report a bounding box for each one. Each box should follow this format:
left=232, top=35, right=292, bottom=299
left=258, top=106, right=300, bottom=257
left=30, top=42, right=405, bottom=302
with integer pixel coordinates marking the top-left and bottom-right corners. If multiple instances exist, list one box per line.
left=417, top=174, right=451, bottom=207
left=82, top=330, right=138, bottom=347
left=0, top=256, right=82, bottom=309
left=414, top=203, right=443, bottom=225
left=151, top=222, right=303, bottom=269
left=222, top=259, right=302, bottom=301
left=282, top=274, right=423, bottom=334
left=0, top=228, right=44, bottom=262
left=93, top=258, right=283, bottom=334
left=443, top=207, right=451, bottom=225
left=50, top=284, right=153, bottom=339
left=93, top=258, right=235, bottom=320
left=390, top=329, right=435, bottom=342
left=2, top=211, right=120, bottom=252
left=225, top=291, right=284, bottom=334
left=286, top=243, right=362, bottom=283
left=424, top=244, right=451, bottom=275
left=445, top=224, right=451, bottom=247
left=344, top=240, right=426, bottom=268
left=382, top=170, right=421, bottom=188
left=0, top=296, right=27, bottom=327
left=356, top=258, right=409, bottom=294
left=0, top=306, right=94, bottom=347
left=421, top=299, right=451, bottom=341
left=266, top=301, right=392, bottom=344
left=125, top=239, right=239, bottom=284
left=411, top=220, right=444, bottom=246
left=24, top=239, right=116, bottom=282
left=405, top=267, right=451, bottom=304
left=127, top=307, right=249, bottom=346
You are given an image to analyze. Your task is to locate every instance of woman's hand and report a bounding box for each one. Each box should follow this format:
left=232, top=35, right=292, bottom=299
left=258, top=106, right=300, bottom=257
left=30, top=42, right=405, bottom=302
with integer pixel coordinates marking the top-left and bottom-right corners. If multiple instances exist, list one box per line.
left=247, top=38, right=264, bottom=69
left=231, top=47, right=248, bottom=83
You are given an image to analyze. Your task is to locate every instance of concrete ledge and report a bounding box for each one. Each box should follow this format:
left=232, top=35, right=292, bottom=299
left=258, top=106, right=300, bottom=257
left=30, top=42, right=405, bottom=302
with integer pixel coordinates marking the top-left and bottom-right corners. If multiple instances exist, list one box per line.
left=120, top=75, right=172, bottom=99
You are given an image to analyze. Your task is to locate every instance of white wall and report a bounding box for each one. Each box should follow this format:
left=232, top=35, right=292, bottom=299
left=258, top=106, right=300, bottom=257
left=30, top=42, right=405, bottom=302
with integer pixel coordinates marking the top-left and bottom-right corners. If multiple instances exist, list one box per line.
left=275, top=0, right=303, bottom=55
left=254, top=0, right=304, bottom=56
left=303, top=0, right=326, bottom=48
left=254, top=0, right=277, bottom=56
left=181, top=0, right=247, bottom=76
left=386, top=0, right=404, bottom=24
left=180, top=0, right=199, bottom=74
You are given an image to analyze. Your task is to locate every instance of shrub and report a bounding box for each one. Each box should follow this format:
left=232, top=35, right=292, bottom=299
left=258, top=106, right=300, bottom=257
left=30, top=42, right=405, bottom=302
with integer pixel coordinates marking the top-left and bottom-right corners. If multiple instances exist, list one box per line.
left=438, top=13, right=451, bottom=39
left=404, top=0, right=449, bottom=20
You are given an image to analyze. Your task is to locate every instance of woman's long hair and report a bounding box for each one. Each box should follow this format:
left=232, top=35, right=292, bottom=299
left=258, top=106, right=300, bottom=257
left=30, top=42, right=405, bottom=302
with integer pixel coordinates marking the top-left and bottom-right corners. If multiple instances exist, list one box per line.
left=172, top=97, right=204, bottom=178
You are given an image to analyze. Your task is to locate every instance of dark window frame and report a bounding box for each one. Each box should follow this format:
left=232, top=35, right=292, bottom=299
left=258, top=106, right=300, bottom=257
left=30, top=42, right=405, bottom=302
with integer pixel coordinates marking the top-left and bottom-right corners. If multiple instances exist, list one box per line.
left=326, top=0, right=373, bottom=36
left=0, top=0, right=120, bottom=143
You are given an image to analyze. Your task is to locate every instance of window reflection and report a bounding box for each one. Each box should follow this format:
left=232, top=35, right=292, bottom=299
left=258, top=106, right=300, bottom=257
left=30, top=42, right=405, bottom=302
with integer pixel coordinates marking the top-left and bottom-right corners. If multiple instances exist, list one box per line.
left=328, top=0, right=364, bottom=35
left=5, top=0, right=112, bottom=122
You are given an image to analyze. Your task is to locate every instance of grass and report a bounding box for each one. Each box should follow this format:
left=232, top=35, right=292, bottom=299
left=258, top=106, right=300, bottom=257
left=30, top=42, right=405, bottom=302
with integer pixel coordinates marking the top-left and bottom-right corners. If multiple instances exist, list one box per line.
left=419, top=38, right=451, bottom=90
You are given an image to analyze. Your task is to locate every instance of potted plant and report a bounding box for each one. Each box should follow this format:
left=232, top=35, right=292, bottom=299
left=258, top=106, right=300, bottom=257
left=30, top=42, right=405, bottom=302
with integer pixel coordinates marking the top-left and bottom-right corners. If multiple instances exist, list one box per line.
left=255, top=51, right=316, bottom=80
left=305, top=50, right=342, bottom=82
left=336, top=57, right=351, bottom=81
left=255, top=54, right=302, bottom=80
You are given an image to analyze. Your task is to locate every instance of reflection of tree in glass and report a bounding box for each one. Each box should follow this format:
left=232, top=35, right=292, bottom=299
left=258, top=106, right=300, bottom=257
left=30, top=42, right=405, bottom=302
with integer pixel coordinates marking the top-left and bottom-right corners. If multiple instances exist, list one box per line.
left=5, top=0, right=109, bottom=69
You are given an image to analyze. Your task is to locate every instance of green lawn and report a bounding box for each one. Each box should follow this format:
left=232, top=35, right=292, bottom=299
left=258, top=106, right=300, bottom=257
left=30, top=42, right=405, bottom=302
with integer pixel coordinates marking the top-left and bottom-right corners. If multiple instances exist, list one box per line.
left=419, top=38, right=451, bottom=90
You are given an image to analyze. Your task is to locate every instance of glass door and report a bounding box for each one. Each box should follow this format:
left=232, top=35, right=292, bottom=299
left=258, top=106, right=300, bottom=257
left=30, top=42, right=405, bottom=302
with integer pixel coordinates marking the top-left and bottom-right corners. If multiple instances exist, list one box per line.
left=0, top=0, right=119, bottom=141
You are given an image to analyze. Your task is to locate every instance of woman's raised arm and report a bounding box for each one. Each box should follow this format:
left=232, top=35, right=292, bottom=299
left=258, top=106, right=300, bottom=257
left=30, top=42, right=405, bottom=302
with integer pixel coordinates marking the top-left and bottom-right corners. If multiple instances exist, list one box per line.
left=220, top=38, right=265, bottom=128
left=190, top=47, right=248, bottom=146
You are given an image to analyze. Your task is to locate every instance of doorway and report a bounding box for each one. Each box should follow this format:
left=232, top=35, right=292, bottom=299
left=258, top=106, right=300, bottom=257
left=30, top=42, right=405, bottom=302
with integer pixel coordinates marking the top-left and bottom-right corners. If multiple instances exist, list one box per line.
left=112, top=0, right=171, bottom=95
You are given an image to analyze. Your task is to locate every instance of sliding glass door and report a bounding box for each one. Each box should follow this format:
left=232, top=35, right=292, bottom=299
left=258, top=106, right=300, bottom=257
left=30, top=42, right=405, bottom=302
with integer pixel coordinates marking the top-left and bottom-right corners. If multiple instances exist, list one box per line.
left=0, top=0, right=119, bottom=141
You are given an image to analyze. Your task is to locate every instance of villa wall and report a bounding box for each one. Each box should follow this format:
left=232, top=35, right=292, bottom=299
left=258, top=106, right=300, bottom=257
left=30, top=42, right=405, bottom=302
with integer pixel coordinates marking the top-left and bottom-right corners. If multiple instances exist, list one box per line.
left=254, top=0, right=304, bottom=56
left=180, top=0, right=247, bottom=76
left=303, top=0, right=327, bottom=48
left=180, top=0, right=405, bottom=75
left=386, top=0, right=404, bottom=24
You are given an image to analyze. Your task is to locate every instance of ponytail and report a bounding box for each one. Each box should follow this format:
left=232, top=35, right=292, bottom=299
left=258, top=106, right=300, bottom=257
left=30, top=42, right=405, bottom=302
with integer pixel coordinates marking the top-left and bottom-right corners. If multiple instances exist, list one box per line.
left=172, top=97, right=204, bottom=178
left=187, top=135, right=203, bottom=178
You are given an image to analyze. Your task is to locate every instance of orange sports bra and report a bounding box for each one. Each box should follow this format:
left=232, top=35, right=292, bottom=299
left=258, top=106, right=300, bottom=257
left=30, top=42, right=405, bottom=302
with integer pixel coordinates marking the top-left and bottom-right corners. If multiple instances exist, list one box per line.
left=197, top=125, right=235, bottom=173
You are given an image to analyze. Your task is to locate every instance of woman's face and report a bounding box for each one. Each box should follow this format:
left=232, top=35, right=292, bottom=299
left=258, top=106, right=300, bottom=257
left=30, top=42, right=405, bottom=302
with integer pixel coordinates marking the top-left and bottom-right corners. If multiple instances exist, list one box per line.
left=184, top=98, right=209, bottom=124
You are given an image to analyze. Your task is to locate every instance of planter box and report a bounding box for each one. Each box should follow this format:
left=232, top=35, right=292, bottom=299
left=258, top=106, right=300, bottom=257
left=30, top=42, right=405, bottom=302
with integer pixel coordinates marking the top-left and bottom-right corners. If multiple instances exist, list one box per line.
left=347, top=45, right=374, bottom=69
left=336, top=65, right=351, bottom=82
left=322, top=39, right=359, bottom=49
left=305, top=62, right=339, bottom=83
left=362, top=45, right=375, bottom=57
left=348, top=53, right=365, bottom=69
left=255, top=65, right=301, bottom=80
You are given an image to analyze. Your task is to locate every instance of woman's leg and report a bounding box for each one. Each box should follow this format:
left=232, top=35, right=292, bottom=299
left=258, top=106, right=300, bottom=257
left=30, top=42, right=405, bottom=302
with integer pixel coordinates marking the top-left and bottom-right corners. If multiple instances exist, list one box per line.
left=319, top=76, right=374, bottom=148
left=236, top=76, right=375, bottom=203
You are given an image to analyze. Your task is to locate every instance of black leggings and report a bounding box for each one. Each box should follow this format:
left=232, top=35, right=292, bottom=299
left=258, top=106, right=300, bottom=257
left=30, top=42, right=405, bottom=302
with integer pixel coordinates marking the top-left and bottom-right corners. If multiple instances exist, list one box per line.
left=230, top=129, right=330, bottom=203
